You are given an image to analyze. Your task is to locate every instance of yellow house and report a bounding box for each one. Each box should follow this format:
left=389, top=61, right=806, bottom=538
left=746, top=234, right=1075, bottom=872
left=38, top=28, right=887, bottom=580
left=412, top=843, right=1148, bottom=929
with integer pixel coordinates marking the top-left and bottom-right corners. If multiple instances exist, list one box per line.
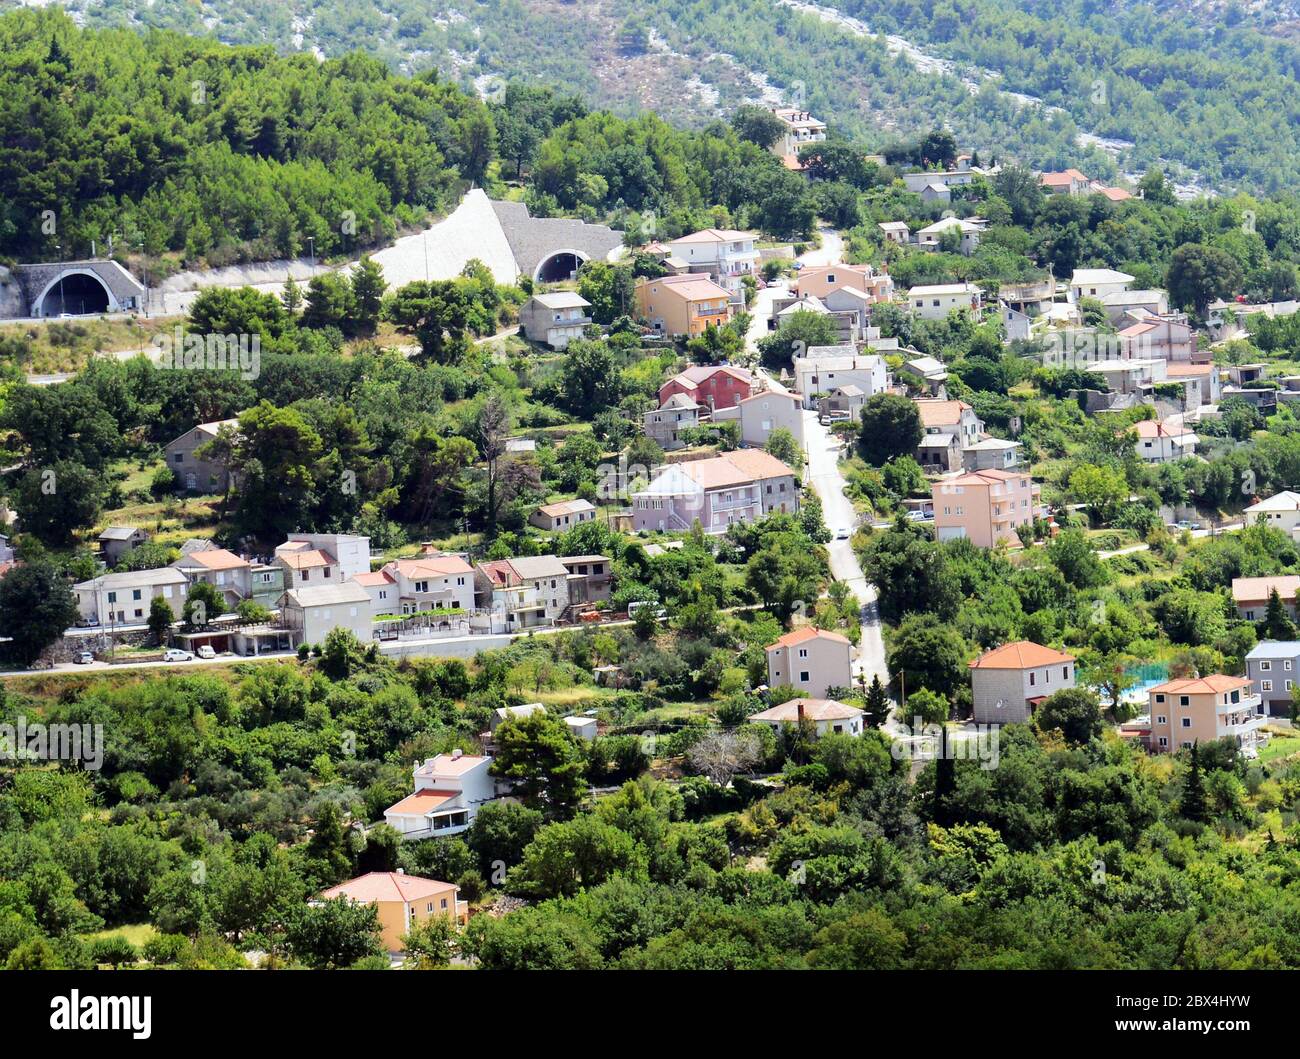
left=318, top=871, right=467, bottom=952
left=634, top=274, right=734, bottom=338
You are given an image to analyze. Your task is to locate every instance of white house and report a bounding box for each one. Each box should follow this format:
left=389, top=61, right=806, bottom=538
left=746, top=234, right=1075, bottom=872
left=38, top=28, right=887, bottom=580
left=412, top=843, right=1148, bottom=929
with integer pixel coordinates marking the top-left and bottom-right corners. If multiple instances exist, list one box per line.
left=1070, top=268, right=1134, bottom=302
left=379, top=553, right=477, bottom=614
left=750, top=698, right=865, bottom=738
left=1133, top=419, right=1197, bottom=463
left=279, top=581, right=372, bottom=645
left=73, top=568, right=190, bottom=626
left=915, top=216, right=986, bottom=255
left=383, top=751, right=499, bottom=839
left=907, top=283, right=983, bottom=321
left=276, top=533, right=371, bottom=589
left=666, top=229, right=760, bottom=300
left=1244, top=491, right=1300, bottom=536
left=792, top=348, right=889, bottom=409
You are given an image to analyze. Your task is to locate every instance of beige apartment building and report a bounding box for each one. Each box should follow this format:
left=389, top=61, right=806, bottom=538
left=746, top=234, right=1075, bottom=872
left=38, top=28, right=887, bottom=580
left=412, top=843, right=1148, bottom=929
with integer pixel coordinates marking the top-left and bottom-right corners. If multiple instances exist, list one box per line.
left=1146, top=674, right=1265, bottom=753
left=765, top=627, right=853, bottom=697
left=932, top=469, right=1038, bottom=548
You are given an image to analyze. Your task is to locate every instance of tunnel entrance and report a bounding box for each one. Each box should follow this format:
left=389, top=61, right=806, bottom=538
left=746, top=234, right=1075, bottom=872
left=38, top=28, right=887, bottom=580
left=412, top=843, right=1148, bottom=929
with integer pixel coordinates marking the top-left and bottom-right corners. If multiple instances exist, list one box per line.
left=534, top=251, right=586, bottom=284
left=37, top=271, right=111, bottom=316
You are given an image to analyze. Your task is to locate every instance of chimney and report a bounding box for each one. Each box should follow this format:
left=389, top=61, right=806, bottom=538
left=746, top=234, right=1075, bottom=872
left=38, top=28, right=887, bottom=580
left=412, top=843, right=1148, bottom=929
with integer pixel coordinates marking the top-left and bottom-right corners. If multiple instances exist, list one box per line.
left=797, top=700, right=805, bottom=723
left=396, top=868, right=405, bottom=874
left=452, top=748, right=463, bottom=760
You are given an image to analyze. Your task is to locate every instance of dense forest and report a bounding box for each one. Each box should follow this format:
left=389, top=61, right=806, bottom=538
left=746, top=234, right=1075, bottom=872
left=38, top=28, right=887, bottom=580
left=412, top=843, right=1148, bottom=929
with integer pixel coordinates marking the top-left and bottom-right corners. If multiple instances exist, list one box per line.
left=31, top=0, right=1300, bottom=194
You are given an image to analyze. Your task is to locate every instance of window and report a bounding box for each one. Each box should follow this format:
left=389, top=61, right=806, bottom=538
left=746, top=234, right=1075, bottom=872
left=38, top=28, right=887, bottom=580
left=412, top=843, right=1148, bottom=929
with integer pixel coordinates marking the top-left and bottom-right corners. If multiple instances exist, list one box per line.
left=107, top=591, right=117, bottom=604
left=1158, top=737, right=1168, bottom=747
left=1179, top=696, right=1189, bottom=706
left=1262, top=680, right=1273, bottom=692
left=1156, top=715, right=1166, bottom=724
left=1181, top=717, right=1192, bottom=728
left=1261, top=660, right=1272, bottom=672
left=1154, top=693, right=1165, bottom=703
left=798, top=648, right=808, bottom=658
left=799, top=671, right=810, bottom=683
left=1028, top=672, right=1035, bottom=687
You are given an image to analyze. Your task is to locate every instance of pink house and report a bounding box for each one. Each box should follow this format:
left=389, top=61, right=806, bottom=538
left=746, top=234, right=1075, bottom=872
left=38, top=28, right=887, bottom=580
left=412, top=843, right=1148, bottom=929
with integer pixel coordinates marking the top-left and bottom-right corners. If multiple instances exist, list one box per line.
left=632, top=449, right=798, bottom=533
left=658, top=365, right=755, bottom=412
left=932, top=469, right=1039, bottom=548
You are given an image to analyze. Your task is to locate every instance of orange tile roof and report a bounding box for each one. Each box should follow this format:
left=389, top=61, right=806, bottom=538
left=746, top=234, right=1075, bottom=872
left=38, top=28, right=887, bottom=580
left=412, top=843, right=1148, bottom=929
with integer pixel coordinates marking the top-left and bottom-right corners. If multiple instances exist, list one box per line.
left=351, top=570, right=395, bottom=587
left=1232, top=575, right=1300, bottom=604
left=278, top=548, right=333, bottom=570
left=183, top=548, right=250, bottom=571
left=915, top=399, right=971, bottom=427
left=768, top=626, right=851, bottom=650
left=751, top=698, right=863, bottom=722
left=969, top=640, right=1075, bottom=669
left=319, top=871, right=458, bottom=905
left=1147, top=674, right=1251, bottom=696
left=1133, top=419, right=1194, bottom=439
left=1163, top=363, right=1213, bottom=377
left=387, top=555, right=473, bottom=578
left=677, top=448, right=796, bottom=490
left=383, top=789, right=458, bottom=816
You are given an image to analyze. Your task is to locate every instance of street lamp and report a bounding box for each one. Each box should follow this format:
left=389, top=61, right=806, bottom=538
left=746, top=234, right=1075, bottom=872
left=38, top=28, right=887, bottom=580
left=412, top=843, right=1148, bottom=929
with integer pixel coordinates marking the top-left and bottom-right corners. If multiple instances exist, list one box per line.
left=307, top=236, right=316, bottom=270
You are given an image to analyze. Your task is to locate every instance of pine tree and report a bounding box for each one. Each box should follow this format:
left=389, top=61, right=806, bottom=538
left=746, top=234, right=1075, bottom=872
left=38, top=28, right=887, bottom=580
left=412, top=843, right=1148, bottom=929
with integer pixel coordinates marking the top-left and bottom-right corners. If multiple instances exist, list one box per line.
left=864, top=674, right=890, bottom=729
left=1264, top=588, right=1297, bottom=639
left=281, top=275, right=303, bottom=315
left=1180, top=742, right=1208, bottom=823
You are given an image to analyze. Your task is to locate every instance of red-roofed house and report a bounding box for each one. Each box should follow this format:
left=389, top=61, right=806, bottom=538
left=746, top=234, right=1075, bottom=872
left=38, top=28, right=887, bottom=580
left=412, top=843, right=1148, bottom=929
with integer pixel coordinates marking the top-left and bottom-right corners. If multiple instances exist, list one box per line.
left=1132, top=418, right=1197, bottom=463
left=765, top=627, right=853, bottom=698
left=1146, top=674, right=1264, bottom=753
left=665, top=228, right=760, bottom=301
left=1039, top=169, right=1090, bottom=195
left=318, top=872, right=467, bottom=950
left=383, top=750, right=498, bottom=839
left=631, top=449, right=798, bottom=533
left=379, top=553, right=475, bottom=614
left=969, top=640, right=1076, bottom=724
left=170, top=548, right=253, bottom=607
left=1118, top=316, right=1195, bottom=362
left=751, top=697, right=865, bottom=738
left=658, top=364, right=755, bottom=412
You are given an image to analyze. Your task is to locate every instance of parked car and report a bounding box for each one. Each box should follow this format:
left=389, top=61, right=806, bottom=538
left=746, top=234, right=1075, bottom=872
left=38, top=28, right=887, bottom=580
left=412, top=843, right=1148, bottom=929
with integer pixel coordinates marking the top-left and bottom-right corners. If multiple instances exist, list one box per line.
left=906, top=510, right=932, bottom=522
left=834, top=527, right=851, bottom=540
left=163, top=649, right=193, bottom=662
left=196, top=645, right=217, bottom=659
left=73, top=651, right=94, bottom=665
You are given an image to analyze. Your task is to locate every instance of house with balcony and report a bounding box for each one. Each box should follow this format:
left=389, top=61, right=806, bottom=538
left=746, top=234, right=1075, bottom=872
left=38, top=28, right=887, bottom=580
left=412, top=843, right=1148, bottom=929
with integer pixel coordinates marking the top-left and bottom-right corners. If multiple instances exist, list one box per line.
left=1100, top=289, right=1169, bottom=324
left=1118, top=316, right=1196, bottom=363
left=475, top=554, right=572, bottom=631
left=711, top=389, right=805, bottom=450
left=1163, top=362, right=1221, bottom=408
left=914, top=399, right=985, bottom=473
left=902, top=169, right=977, bottom=195
left=665, top=228, right=760, bottom=302
left=518, top=292, right=593, bottom=349
left=170, top=548, right=254, bottom=609
left=769, top=107, right=827, bottom=167
left=631, top=449, right=798, bottom=533
left=559, top=554, right=613, bottom=612
left=635, top=273, right=735, bottom=337
left=643, top=393, right=702, bottom=450
left=383, top=751, right=500, bottom=839
left=878, top=221, right=911, bottom=245
left=379, top=553, right=476, bottom=615
left=1245, top=642, right=1300, bottom=718
left=793, top=263, right=894, bottom=305
left=932, top=468, right=1039, bottom=548
left=1145, top=674, right=1265, bottom=753
left=969, top=640, right=1076, bottom=725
